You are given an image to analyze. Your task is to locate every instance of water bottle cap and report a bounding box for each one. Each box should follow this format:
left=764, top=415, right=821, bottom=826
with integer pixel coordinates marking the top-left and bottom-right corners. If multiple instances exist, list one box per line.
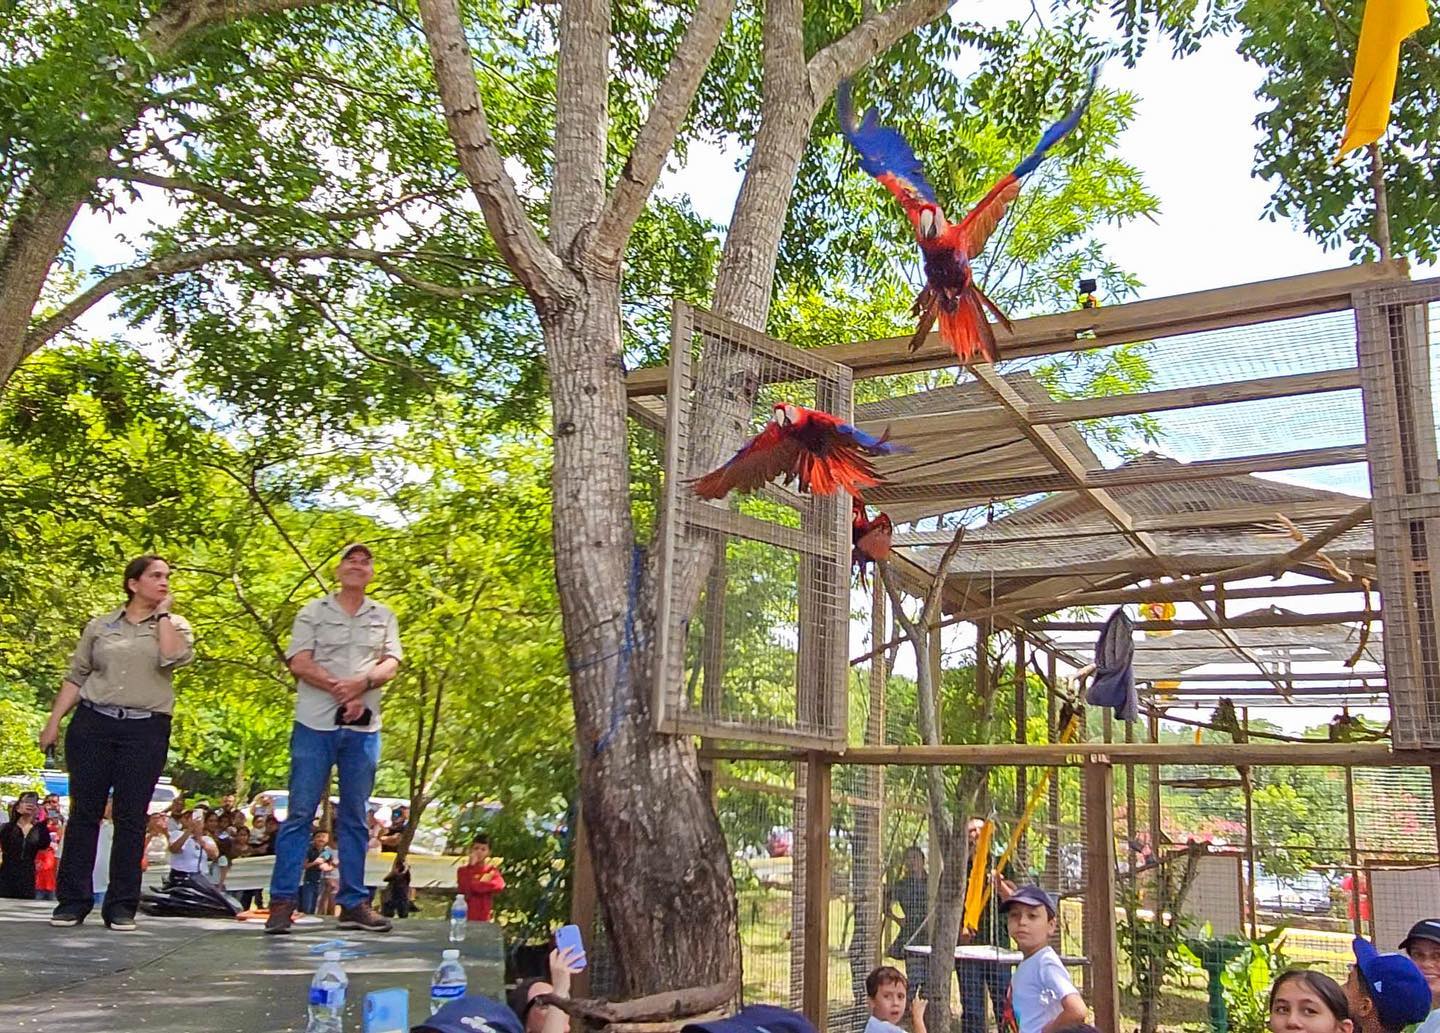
left=443, top=949, right=460, bottom=959
left=324, top=950, right=342, bottom=961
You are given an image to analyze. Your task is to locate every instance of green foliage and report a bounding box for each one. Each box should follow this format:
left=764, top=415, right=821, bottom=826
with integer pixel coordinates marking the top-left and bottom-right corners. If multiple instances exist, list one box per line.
left=0, top=698, right=46, bottom=778
left=1220, top=928, right=1289, bottom=1033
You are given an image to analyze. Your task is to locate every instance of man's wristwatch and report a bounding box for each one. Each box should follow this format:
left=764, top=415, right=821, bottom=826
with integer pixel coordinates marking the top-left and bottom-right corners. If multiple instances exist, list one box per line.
left=364, top=674, right=374, bottom=692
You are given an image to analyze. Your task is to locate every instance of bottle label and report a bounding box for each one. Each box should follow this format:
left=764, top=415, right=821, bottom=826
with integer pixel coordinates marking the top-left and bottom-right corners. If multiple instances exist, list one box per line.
left=309, top=986, right=345, bottom=1008
left=431, top=984, right=466, bottom=1000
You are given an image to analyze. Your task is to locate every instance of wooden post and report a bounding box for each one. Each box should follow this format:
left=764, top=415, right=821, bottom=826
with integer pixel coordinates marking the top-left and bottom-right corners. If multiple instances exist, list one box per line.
left=1345, top=762, right=1363, bottom=937
left=803, top=753, right=834, bottom=1031
left=1148, top=712, right=1162, bottom=913
left=1083, top=758, right=1121, bottom=1033
left=1125, top=718, right=1137, bottom=885
left=1016, top=632, right=1028, bottom=829
left=1046, top=651, right=1062, bottom=891
left=1241, top=707, right=1258, bottom=938
left=569, top=806, right=598, bottom=998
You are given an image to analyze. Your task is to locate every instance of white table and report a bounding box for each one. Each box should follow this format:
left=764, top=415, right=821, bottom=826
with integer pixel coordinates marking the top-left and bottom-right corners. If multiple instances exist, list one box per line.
left=904, top=944, right=1025, bottom=964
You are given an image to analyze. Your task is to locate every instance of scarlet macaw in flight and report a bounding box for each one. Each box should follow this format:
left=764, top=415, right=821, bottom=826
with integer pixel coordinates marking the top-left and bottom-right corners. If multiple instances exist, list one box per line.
left=851, top=500, right=894, bottom=586
left=691, top=403, right=910, bottom=501
left=837, top=70, right=1097, bottom=364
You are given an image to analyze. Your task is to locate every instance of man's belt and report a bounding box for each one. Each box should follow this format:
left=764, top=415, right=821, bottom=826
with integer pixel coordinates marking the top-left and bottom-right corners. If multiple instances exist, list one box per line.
left=80, top=698, right=156, bottom=720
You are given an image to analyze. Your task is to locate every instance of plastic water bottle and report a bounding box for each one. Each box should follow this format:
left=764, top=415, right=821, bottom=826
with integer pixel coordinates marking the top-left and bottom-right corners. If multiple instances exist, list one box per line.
left=448, top=893, right=467, bottom=943
left=306, top=950, right=348, bottom=1033
left=430, top=949, right=467, bottom=1014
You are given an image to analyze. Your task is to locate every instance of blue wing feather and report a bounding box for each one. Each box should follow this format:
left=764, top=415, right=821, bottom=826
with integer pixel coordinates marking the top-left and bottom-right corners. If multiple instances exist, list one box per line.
left=835, top=421, right=914, bottom=455
left=1011, top=67, right=1098, bottom=180
left=836, top=80, right=938, bottom=206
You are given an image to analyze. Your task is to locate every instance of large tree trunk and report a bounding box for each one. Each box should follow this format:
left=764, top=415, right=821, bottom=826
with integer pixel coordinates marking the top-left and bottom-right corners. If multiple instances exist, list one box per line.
left=546, top=276, right=739, bottom=996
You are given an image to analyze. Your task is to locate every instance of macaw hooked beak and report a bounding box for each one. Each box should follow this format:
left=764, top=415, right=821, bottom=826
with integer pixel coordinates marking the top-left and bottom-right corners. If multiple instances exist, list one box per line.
left=918, top=208, right=938, bottom=240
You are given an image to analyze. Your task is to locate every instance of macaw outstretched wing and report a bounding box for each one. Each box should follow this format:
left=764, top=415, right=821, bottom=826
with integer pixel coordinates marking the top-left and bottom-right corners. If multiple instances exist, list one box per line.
left=691, top=423, right=802, bottom=499
left=837, top=80, right=943, bottom=224
left=825, top=419, right=913, bottom=457
left=957, top=68, right=1099, bottom=257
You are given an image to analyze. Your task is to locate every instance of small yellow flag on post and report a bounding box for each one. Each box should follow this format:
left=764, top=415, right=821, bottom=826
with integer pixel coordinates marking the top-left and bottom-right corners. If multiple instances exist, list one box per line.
left=1336, top=0, right=1429, bottom=160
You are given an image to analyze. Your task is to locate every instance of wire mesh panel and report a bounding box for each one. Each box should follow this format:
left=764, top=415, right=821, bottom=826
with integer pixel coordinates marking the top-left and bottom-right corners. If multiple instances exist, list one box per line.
left=1355, top=282, right=1440, bottom=747
left=654, top=302, right=852, bottom=748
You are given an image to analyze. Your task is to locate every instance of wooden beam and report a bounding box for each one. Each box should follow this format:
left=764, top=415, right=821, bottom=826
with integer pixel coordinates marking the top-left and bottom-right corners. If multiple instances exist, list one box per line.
left=1083, top=759, right=1122, bottom=1033
left=1003, top=578, right=1374, bottom=612
left=1030, top=609, right=1376, bottom=631
left=865, top=445, right=1369, bottom=505
left=1133, top=672, right=1385, bottom=684
left=859, top=369, right=1362, bottom=440
left=894, top=500, right=1371, bottom=545
left=831, top=742, right=1440, bottom=766
left=625, top=263, right=1409, bottom=395
left=802, top=753, right=833, bottom=1031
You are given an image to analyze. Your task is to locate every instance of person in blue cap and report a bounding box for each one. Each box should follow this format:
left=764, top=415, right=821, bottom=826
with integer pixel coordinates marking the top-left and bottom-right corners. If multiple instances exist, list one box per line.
left=683, top=1003, right=817, bottom=1033
left=1400, top=920, right=1440, bottom=1033
left=418, top=947, right=583, bottom=1033
left=998, top=885, right=1086, bottom=1033
left=1344, top=937, right=1432, bottom=1033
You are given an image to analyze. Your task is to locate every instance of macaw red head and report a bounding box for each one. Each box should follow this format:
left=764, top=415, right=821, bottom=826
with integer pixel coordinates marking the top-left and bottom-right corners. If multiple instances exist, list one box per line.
left=916, top=205, right=947, bottom=242
left=772, top=402, right=799, bottom=427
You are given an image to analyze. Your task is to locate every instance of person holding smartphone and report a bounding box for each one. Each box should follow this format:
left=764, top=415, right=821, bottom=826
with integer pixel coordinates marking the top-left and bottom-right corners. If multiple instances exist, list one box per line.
left=265, top=543, right=401, bottom=934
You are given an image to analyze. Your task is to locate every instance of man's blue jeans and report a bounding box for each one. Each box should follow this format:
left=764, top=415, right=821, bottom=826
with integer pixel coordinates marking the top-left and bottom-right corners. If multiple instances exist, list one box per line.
left=269, top=722, right=379, bottom=909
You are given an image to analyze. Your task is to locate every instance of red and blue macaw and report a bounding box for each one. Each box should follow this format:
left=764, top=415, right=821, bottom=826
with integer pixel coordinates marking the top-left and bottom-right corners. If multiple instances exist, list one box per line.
left=837, top=70, right=1097, bottom=364
left=852, top=499, right=894, bottom=586
left=691, top=402, right=911, bottom=501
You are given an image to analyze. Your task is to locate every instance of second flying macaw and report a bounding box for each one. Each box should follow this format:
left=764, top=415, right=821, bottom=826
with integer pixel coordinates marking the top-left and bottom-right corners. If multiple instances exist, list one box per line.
left=837, top=70, right=1097, bottom=364
left=852, top=500, right=894, bottom=586
left=691, top=402, right=911, bottom=501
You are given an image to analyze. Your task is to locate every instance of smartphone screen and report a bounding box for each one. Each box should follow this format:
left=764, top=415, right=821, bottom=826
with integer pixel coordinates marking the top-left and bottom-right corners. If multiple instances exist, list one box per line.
left=555, top=924, right=587, bottom=969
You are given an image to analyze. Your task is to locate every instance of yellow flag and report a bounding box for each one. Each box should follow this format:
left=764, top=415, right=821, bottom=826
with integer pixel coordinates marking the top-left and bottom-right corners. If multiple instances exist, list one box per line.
left=1336, top=0, right=1429, bottom=159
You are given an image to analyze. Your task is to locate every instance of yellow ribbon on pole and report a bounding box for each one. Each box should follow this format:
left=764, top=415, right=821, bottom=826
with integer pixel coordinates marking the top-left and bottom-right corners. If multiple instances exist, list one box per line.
left=962, top=710, right=1082, bottom=934
left=1336, top=0, right=1429, bottom=160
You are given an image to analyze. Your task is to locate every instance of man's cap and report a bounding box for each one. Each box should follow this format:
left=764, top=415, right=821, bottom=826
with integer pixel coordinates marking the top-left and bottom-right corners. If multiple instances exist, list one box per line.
left=414, top=994, right=525, bottom=1033
left=999, top=884, right=1056, bottom=917
left=506, top=979, right=545, bottom=1027
left=1353, top=937, right=1433, bottom=1029
left=339, top=542, right=373, bottom=560
left=683, top=1004, right=817, bottom=1033
left=1401, top=919, right=1440, bottom=951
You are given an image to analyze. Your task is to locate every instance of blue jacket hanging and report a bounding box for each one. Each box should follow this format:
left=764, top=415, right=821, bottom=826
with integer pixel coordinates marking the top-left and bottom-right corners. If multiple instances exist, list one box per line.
left=1087, top=607, right=1138, bottom=722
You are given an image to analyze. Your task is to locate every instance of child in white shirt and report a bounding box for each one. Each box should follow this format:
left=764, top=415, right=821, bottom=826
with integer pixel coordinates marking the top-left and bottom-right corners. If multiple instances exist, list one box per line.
left=863, top=965, right=926, bottom=1033
left=999, top=886, right=1087, bottom=1033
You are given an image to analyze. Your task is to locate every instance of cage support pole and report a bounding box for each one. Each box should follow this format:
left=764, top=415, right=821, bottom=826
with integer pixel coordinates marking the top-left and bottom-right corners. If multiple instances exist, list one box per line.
left=1083, top=758, right=1121, bottom=1033
left=857, top=576, right=887, bottom=968
left=1345, top=758, right=1363, bottom=938
left=1148, top=713, right=1162, bottom=913
left=803, top=752, right=833, bottom=1031
left=1016, top=631, right=1028, bottom=848
left=569, top=806, right=597, bottom=998
left=1433, top=767, right=1440, bottom=854
left=1241, top=708, right=1258, bottom=938
left=1125, top=717, right=1138, bottom=903
left=1046, top=650, right=1062, bottom=891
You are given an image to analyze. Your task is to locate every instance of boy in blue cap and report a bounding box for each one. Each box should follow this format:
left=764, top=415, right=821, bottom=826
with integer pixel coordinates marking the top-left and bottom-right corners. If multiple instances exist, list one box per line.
left=998, top=886, right=1086, bottom=1033
left=1344, top=937, right=1431, bottom=1033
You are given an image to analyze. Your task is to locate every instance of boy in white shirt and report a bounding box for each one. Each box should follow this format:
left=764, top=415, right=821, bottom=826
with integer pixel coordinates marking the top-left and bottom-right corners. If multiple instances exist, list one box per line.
left=863, top=965, right=926, bottom=1033
left=999, top=886, right=1086, bottom=1033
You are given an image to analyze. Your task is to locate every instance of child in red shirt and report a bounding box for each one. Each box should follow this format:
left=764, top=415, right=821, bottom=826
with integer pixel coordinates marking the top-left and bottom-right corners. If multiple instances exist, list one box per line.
left=456, top=835, right=505, bottom=921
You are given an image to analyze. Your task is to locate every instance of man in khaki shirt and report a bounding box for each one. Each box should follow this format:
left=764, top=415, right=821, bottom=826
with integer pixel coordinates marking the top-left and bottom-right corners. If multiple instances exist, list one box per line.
left=266, top=544, right=401, bottom=934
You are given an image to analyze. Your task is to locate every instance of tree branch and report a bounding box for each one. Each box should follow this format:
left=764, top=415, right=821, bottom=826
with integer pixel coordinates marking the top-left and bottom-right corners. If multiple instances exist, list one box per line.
left=807, top=0, right=956, bottom=101
left=590, top=0, right=735, bottom=262
left=115, top=169, right=457, bottom=225
left=549, top=0, right=613, bottom=254
left=415, top=0, right=574, bottom=310
left=24, top=243, right=512, bottom=355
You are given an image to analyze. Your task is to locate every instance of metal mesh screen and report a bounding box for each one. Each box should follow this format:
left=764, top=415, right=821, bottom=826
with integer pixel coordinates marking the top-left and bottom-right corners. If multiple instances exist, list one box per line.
left=742, top=755, right=1436, bottom=1032
left=1355, top=285, right=1440, bottom=747
left=654, top=302, right=851, bottom=748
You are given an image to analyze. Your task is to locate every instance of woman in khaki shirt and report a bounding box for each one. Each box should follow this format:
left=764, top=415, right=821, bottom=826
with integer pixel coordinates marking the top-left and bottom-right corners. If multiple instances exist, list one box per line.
left=38, top=554, right=193, bottom=930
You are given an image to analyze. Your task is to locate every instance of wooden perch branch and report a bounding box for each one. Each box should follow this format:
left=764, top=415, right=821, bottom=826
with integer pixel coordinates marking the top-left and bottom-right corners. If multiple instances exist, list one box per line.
left=536, top=976, right=738, bottom=1024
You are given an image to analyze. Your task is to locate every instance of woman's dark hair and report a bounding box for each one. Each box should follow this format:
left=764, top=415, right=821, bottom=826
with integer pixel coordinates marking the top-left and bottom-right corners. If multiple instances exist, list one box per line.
left=1270, top=969, right=1350, bottom=1022
left=123, top=554, right=167, bottom=600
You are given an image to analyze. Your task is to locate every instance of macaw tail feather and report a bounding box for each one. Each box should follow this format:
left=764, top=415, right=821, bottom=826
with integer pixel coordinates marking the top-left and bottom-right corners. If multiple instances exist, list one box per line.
left=803, top=450, right=884, bottom=498
left=938, top=289, right=999, bottom=364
